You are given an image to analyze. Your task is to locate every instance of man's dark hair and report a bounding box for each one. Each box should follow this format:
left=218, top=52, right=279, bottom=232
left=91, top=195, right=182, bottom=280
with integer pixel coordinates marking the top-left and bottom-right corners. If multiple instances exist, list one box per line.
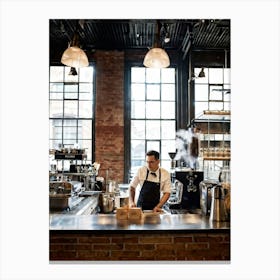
left=146, top=150, right=160, bottom=160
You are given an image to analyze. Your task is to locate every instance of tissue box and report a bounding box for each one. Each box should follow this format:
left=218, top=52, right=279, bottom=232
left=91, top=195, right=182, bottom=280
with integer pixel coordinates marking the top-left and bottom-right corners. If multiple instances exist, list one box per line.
left=116, top=207, right=128, bottom=220
left=128, top=207, right=142, bottom=220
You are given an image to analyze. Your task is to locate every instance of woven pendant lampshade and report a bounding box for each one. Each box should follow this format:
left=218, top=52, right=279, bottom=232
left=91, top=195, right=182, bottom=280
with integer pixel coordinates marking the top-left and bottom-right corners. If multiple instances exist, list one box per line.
left=61, top=46, right=89, bottom=68
left=143, top=21, right=170, bottom=69
left=143, top=47, right=170, bottom=68
left=61, top=32, right=89, bottom=68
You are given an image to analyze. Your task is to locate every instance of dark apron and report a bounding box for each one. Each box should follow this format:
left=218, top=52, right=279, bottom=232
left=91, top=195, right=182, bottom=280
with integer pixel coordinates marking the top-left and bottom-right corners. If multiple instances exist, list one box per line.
left=137, top=169, right=161, bottom=210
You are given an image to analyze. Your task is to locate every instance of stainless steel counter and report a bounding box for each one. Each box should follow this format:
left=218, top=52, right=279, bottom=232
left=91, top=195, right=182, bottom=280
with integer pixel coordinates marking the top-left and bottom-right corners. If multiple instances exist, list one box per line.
left=49, top=196, right=99, bottom=215
left=49, top=212, right=230, bottom=233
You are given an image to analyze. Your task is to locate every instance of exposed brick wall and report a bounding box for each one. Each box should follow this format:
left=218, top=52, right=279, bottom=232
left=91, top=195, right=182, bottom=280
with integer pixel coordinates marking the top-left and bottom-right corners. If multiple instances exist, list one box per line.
left=50, top=232, right=230, bottom=261
left=94, top=50, right=125, bottom=183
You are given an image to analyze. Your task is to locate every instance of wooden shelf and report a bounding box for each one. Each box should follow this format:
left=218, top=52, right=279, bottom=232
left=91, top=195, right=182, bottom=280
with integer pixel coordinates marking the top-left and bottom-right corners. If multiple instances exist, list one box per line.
left=203, top=156, right=230, bottom=161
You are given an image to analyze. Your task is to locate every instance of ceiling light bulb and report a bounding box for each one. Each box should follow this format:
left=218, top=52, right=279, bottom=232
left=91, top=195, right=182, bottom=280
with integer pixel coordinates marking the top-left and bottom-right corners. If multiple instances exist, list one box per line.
left=164, top=37, right=170, bottom=43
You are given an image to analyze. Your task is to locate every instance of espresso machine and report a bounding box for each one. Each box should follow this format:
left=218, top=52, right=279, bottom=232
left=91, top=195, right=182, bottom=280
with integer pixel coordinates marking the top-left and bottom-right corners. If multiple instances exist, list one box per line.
left=169, top=170, right=204, bottom=210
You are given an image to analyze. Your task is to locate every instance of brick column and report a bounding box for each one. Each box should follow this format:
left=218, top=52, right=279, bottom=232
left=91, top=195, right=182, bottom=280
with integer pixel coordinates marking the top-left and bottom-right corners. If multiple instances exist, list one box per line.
left=94, top=50, right=125, bottom=183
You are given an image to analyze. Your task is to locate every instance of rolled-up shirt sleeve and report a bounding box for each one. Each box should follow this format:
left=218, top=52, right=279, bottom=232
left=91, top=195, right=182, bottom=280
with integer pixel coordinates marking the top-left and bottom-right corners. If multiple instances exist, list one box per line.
left=161, top=169, right=172, bottom=194
left=130, top=173, right=140, bottom=189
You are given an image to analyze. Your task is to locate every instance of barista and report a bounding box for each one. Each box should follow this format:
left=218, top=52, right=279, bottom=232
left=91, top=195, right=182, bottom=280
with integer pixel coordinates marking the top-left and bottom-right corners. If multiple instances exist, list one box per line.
left=129, top=150, right=171, bottom=212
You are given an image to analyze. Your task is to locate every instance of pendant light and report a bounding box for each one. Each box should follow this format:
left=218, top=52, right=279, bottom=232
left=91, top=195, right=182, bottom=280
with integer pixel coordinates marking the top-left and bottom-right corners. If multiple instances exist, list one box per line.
left=198, top=67, right=205, bottom=78
left=143, top=21, right=170, bottom=68
left=61, top=29, right=89, bottom=68
left=68, top=67, right=78, bottom=76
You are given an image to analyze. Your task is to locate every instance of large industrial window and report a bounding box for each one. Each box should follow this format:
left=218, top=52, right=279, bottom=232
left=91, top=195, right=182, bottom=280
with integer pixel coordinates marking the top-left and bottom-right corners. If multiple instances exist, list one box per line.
left=49, top=66, right=95, bottom=170
left=194, top=67, right=231, bottom=116
left=130, top=67, right=176, bottom=175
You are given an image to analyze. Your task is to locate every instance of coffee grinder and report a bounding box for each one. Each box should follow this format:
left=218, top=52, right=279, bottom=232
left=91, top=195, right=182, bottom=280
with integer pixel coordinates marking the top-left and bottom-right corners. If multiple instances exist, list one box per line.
left=168, top=152, right=177, bottom=183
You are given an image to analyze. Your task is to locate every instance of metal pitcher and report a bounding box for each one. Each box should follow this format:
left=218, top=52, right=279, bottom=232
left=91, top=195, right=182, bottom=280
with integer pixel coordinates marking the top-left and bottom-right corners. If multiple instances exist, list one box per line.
left=209, top=185, right=228, bottom=222
left=99, top=193, right=115, bottom=213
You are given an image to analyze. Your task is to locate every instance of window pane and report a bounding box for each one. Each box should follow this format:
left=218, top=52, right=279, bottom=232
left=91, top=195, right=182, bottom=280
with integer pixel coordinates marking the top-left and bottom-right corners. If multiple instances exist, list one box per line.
left=161, top=160, right=170, bottom=171
left=131, top=160, right=144, bottom=172
left=131, top=140, right=145, bottom=160
left=131, top=101, right=145, bottom=118
left=78, top=120, right=92, bottom=139
left=209, top=68, right=223, bottom=84
left=63, top=126, right=76, bottom=140
left=161, top=101, right=175, bottom=119
left=80, top=83, right=93, bottom=93
left=49, top=100, right=63, bottom=118
left=161, top=84, right=175, bottom=101
left=79, top=91, right=93, bottom=100
left=195, top=84, right=208, bottom=101
left=49, top=139, right=62, bottom=150
left=131, top=67, right=145, bottom=83
left=50, top=92, right=63, bottom=100
left=161, top=121, right=175, bottom=139
left=146, top=68, right=160, bottom=83
left=209, top=86, right=223, bottom=101
left=65, top=91, right=78, bottom=99
left=64, top=119, right=76, bottom=126
left=78, top=140, right=92, bottom=162
left=209, top=101, right=223, bottom=110
left=147, top=141, right=160, bottom=152
left=224, top=101, right=231, bottom=110
left=65, top=84, right=78, bottom=92
left=131, top=84, right=145, bottom=100
left=79, top=101, right=92, bottom=118
left=161, top=140, right=176, bottom=159
left=147, top=84, right=160, bottom=100
left=146, top=120, right=160, bottom=139
left=50, top=66, right=64, bottom=82
left=64, top=100, right=78, bottom=118
left=224, top=68, right=231, bottom=84
left=224, top=89, right=231, bottom=101
left=146, top=101, right=160, bottom=119
left=49, top=119, right=62, bottom=139
left=195, top=101, right=208, bottom=116
left=131, top=120, right=145, bottom=139
left=79, top=67, right=93, bottom=82
left=161, top=68, right=175, bottom=83
left=50, top=82, right=63, bottom=92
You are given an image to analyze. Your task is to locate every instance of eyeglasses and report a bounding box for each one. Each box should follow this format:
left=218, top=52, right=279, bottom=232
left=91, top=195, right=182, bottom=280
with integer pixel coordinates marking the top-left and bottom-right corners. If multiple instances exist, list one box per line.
left=146, top=161, right=157, bottom=164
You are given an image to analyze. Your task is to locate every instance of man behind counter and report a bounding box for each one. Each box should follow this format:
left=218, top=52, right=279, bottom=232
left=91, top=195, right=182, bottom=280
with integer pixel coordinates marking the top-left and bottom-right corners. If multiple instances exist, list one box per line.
left=129, top=150, right=171, bottom=212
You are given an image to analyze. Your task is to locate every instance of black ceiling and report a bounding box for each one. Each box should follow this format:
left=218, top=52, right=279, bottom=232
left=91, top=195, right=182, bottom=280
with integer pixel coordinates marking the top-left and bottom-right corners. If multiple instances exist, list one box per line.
left=49, top=19, right=230, bottom=60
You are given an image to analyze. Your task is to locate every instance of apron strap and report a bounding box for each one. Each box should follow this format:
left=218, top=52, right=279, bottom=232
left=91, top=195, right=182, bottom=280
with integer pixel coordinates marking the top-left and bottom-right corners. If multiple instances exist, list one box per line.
left=145, top=168, right=161, bottom=183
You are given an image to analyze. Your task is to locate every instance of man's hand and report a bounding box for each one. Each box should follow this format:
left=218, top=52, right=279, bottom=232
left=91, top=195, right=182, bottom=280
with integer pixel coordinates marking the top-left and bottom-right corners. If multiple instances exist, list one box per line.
left=153, top=205, right=163, bottom=212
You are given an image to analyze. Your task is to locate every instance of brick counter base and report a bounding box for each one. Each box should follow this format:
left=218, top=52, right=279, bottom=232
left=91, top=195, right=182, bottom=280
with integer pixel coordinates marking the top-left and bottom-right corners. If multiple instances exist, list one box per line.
left=50, top=231, right=230, bottom=261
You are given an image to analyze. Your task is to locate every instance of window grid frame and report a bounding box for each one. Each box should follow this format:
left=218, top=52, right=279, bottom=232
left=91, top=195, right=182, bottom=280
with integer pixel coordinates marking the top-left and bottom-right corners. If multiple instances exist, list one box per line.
left=49, top=65, right=95, bottom=164
left=130, top=66, right=177, bottom=171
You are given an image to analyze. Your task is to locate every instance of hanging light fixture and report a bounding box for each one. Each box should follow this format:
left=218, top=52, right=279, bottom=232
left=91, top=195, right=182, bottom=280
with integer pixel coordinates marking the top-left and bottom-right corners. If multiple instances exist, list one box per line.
left=143, top=21, right=170, bottom=68
left=198, top=67, right=205, bottom=78
left=68, top=67, right=78, bottom=76
left=192, top=67, right=205, bottom=80
left=61, top=31, right=89, bottom=68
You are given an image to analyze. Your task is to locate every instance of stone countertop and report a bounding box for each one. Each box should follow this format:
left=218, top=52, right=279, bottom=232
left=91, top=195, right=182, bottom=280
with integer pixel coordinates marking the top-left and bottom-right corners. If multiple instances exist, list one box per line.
left=49, top=212, right=230, bottom=233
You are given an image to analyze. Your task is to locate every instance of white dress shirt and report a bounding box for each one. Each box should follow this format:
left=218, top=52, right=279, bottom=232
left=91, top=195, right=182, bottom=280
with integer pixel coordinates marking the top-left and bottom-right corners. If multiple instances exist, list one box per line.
left=130, top=166, right=171, bottom=202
